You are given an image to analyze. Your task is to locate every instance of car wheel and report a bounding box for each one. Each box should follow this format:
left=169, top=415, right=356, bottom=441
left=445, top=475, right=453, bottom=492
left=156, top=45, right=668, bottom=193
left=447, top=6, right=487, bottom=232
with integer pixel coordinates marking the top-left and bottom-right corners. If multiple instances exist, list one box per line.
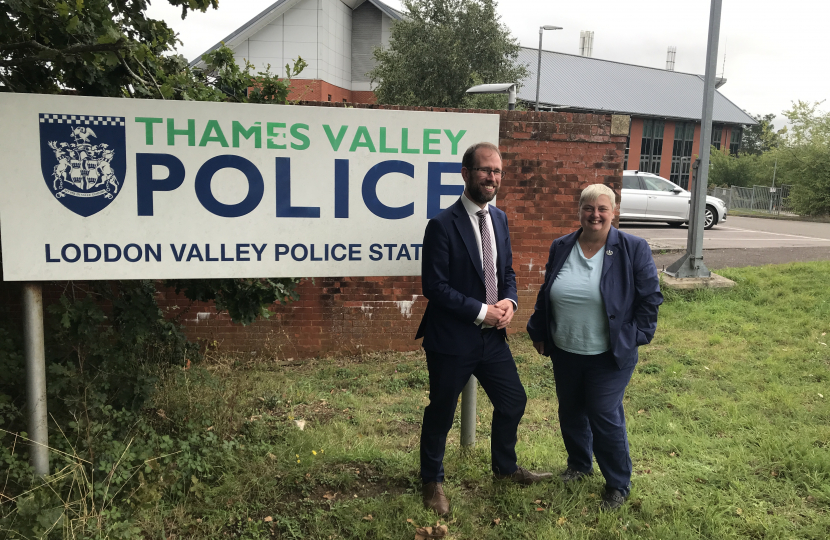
left=667, top=221, right=683, bottom=227
left=704, top=205, right=716, bottom=230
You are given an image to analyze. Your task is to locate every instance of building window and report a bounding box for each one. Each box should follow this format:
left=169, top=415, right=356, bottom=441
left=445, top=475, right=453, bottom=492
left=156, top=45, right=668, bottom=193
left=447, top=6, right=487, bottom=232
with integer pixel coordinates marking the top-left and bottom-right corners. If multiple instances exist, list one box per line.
left=327, top=94, right=332, bottom=102
left=730, top=127, right=742, bottom=155
left=343, top=98, right=348, bottom=103
left=711, top=124, right=723, bottom=150
left=670, top=122, right=695, bottom=189
left=639, top=119, right=664, bottom=174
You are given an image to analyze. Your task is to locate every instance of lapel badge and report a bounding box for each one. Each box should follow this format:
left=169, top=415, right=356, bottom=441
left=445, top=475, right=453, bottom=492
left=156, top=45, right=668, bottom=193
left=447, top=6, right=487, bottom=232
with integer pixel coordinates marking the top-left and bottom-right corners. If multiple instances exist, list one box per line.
left=606, top=250, right=613, bottom=256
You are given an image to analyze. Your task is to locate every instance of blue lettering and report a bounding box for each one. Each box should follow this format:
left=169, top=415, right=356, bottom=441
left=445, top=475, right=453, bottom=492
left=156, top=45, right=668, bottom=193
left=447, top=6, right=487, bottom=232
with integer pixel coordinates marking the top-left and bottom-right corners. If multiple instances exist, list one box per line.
left=384, top=243, right=396, bottom=260
left=396, top=244, right=411, bottom=261
left=331, top=244, right=347, bottom=261
left=220, top=244, right=233, bottom=261
left=136, top=153, right=186, bottom=216
left=186, top=244, right=204, bottom=262
left=349, top=244, right=361, bottom=261
left=310, top=244, right=323, bottom=261
left=104, top=244, right=121, bottom=262
left=427, top=162, right=463, bottom=219
left=84, top=244, right=101, bottom=262
left=252, top=244, right=266, bottom=261
left=46, top=244, right=59, bottom=263
left=335, top=159, right=349, bottom=218
left=291, top=244, right=308, bottom=261
left=171, top=244, right=186, bottom=262
left=205, top=244, right=219, bottom=261
left=275, top=244, right=289, bottom=261
left=362, top=160, right=415, bottom=220
left=236, top=244, right=250, bottom=261
left=411, top=243, right=423, bottom=260
left=62, top=243, right=81, bottom=263
left=369, top=243, right=382, bottom=261
left=275, top=157, right=320, bottom=218
left=145, top=244, right=161, bottom=262
left=195, top=155, right=264, bottom=218
left=124, top=244, right=142, bottom=263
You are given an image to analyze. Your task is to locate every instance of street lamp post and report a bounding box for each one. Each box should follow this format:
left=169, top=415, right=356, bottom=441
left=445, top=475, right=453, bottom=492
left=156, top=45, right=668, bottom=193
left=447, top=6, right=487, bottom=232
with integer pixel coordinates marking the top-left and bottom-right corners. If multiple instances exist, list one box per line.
left=536, top=25, right=563, bottom=111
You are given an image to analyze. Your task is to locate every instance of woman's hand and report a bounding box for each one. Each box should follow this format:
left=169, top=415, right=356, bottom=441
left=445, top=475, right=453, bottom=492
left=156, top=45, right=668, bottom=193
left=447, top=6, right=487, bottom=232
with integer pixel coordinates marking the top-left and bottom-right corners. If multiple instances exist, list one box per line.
left=533, top=341, right=545, bottom=355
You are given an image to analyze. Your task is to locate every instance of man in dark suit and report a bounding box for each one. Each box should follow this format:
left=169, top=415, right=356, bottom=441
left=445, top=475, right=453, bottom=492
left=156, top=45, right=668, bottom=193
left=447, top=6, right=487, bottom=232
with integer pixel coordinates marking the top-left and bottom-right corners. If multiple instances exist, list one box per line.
left=415, top=142, right=552, bottom=516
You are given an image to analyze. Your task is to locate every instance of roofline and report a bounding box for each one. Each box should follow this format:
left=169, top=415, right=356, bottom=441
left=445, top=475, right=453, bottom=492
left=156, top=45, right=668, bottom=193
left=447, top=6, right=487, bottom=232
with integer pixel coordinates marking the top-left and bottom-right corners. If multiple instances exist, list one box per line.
left=365, top=0, right=404, bottom=20
left=519, top=47, right=758, bottom=126
left=518, top=100, right=756, bottom=126
left=520, top=46, right=711, bottom=80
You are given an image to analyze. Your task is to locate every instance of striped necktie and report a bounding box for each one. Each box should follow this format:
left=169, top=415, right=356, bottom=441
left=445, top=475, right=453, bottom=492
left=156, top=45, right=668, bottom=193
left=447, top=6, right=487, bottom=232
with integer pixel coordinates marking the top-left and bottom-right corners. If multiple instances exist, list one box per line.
left=476, top=209, right=498, bottom=305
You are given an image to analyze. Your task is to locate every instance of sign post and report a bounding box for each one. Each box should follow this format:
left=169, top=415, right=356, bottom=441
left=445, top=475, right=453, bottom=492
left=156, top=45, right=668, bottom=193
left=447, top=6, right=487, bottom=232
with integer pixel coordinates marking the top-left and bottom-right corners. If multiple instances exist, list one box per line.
left=22, top=282, right=49, bottom=476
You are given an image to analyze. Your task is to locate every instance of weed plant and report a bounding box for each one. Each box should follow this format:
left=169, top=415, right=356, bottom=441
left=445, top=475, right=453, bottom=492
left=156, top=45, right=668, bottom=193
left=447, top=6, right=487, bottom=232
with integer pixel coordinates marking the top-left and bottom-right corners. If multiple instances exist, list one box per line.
left=2, top=262, right=830, bottom=538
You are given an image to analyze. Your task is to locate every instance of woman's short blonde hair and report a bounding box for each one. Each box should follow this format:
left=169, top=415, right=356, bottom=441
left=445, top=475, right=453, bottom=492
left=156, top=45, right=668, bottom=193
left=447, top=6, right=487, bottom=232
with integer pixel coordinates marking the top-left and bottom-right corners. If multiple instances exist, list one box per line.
left=579, top=183, right=616, bottom=211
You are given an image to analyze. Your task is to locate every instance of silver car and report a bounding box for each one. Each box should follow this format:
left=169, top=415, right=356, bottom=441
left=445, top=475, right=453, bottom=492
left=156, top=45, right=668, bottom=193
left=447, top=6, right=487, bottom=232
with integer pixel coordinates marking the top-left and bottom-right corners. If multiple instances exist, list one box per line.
left=620, top=171, right=727, bottom=230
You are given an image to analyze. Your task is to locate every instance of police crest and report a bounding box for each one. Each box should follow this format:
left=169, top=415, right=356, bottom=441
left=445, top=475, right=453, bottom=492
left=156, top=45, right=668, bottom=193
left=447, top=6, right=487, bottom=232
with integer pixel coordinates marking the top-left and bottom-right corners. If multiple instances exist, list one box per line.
left=40, top=113, right=126, bottom=217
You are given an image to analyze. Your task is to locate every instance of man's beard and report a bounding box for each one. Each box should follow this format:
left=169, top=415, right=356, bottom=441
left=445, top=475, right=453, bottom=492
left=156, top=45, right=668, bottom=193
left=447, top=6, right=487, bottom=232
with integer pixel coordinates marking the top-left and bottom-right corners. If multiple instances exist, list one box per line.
left=468, top=181, right=499, bottom=205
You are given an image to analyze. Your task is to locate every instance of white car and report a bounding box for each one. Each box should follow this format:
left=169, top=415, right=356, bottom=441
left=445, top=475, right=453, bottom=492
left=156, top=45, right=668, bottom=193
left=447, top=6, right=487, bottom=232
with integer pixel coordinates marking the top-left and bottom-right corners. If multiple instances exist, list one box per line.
left=620, top=170, right=727, bottom=230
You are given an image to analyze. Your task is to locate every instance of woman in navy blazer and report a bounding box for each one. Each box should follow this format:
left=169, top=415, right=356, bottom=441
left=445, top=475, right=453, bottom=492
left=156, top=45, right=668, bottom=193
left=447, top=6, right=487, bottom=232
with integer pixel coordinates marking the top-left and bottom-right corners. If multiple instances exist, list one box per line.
left=526, top=184, right=663, bottom=510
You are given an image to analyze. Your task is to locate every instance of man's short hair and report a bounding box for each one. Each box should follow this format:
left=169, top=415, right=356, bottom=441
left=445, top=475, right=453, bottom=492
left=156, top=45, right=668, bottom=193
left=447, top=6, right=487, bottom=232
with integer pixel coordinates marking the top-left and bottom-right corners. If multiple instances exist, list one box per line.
left=461, top=142, right=501, bottom=170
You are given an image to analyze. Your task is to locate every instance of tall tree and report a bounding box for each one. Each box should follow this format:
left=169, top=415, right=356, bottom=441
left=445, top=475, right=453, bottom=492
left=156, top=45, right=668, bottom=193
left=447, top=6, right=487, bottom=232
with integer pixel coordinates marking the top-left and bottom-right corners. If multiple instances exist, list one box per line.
left=780, top=100, right=830, bottom=216
left=740, top=112, right=784, bottom=156
left=369, top=0, right=527, bottom=109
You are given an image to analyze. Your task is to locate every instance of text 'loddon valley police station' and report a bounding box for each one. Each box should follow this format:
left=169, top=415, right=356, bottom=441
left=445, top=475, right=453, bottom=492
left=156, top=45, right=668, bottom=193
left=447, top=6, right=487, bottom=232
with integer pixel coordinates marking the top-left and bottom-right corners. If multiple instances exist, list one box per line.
left=44, top=242, right=424, bottom=264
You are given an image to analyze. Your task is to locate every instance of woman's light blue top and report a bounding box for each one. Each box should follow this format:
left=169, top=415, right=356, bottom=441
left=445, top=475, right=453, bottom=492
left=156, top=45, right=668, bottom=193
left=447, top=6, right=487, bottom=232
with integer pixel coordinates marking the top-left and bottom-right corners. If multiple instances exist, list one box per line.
left=549, top=241, right=611, bottom=355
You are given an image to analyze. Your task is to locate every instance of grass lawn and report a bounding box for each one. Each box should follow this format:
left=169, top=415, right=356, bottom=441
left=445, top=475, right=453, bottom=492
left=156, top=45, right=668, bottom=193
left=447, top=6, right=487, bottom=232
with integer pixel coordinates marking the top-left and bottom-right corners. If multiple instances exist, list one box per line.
left=8, top=262, right=830, bottom=538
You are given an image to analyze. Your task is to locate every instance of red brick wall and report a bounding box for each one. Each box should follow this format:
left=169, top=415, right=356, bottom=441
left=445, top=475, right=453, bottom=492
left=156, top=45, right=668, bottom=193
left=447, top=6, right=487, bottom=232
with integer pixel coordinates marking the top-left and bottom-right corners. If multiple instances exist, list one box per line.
left=0, top=104, right=626, bottom=360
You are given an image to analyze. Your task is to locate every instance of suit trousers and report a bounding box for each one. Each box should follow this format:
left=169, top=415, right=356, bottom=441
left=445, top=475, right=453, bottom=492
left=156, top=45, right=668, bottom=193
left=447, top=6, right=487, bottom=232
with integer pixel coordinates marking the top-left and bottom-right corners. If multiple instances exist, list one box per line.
left=551, top=345, right=635, bottom=496
left=420, top=329, right=527, bottom=484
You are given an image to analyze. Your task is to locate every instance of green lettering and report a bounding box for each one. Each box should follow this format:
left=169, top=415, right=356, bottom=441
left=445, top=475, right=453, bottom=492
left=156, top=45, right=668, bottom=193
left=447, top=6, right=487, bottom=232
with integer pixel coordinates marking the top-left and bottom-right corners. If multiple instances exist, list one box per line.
left=199, top=120, right=229, bottom=147
left=349, top=126, right=376, bottom=152
left=135, top=117, right=162, bottom=145
left=323, top=125, right=348, bottom=151
left=267, top=122, right=287, bottom=149
left=379, top=127, right=398, bottom=153
left=443, top=129, right=466, bottom=155
left=167, top=118, right=196, bottom=146
left=290, top=123, right=310, bottom=150
left=401, top=128, right=419, bottom=154
left=232, top=121, right=262, bottom=148
left=423, top=128, right=441, bottom=155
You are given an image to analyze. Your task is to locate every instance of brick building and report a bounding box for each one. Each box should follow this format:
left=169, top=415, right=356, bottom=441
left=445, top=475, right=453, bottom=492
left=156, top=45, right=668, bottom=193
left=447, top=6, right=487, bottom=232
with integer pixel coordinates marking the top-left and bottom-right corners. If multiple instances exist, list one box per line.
left=519, top=47, right=757, bottom=189
left=190, top=0, right=403, bottom=104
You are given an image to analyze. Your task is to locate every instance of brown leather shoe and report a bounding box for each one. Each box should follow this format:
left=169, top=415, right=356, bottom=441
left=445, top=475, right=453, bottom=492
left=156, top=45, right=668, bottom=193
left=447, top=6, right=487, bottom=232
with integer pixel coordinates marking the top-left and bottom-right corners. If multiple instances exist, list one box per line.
left=494, top=466, right=554, bottom=485
left=422, top=482, right=450, bottom=515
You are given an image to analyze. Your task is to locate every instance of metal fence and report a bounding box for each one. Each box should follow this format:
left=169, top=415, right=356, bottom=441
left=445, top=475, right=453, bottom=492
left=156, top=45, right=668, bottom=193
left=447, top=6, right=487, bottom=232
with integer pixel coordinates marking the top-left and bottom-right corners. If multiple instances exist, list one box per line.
left=708, top=184, right=794, bottom=216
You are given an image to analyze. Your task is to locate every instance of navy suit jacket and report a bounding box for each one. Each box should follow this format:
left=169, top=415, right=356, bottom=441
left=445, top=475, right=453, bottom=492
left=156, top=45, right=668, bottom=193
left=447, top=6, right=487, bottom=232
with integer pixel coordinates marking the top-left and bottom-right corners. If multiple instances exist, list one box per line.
left=526, top=226, right=663, bottom=369
left=416, top=198, right=518, bottom=354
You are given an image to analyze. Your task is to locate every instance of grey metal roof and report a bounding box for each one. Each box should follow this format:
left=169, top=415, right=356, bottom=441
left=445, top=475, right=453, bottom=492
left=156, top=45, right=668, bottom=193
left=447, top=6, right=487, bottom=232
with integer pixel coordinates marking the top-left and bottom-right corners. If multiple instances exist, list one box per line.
left=189, top=0, right=403, bottom=68
left=517, top=47, right=756, bottom=125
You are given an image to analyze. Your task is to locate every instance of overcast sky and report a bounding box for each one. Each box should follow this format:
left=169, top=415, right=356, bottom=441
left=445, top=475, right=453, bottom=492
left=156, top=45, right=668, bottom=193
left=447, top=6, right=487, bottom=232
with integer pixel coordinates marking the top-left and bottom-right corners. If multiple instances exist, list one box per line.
left=147, top=0, right=829, bottom=129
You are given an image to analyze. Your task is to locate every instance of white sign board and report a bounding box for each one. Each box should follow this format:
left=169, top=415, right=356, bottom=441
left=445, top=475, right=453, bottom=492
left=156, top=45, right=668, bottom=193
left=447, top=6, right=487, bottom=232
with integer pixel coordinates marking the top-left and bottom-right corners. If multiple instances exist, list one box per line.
left=0, top=94, right=499, bottom=281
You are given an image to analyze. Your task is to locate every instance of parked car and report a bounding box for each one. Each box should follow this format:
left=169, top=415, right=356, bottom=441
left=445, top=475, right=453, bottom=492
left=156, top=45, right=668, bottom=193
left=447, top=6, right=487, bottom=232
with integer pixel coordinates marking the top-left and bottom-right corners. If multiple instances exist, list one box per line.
left=620, top=170, right=727, bottom=229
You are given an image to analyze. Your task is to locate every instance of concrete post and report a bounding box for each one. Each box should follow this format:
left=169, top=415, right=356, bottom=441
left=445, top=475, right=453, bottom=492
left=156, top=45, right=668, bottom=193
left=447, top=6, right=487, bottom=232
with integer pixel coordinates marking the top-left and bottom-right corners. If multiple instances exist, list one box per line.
left=23, top=283, right=49, bottom=476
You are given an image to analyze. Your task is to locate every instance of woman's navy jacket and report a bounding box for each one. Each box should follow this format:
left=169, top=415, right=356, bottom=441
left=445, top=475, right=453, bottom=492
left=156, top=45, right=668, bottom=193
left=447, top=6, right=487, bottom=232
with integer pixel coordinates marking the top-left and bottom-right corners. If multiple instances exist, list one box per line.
left=526, top=226, right=664, bottom=369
